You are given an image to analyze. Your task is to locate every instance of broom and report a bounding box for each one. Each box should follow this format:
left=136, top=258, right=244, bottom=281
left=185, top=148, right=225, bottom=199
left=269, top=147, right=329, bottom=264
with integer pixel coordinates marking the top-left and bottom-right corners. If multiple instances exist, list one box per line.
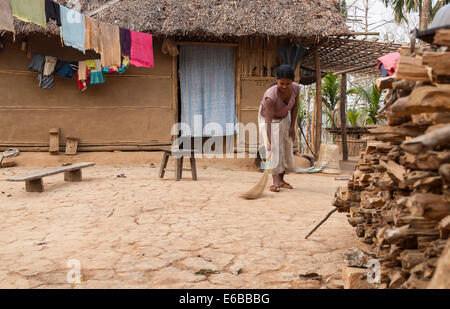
left=240, top=153, right=272, bottom=200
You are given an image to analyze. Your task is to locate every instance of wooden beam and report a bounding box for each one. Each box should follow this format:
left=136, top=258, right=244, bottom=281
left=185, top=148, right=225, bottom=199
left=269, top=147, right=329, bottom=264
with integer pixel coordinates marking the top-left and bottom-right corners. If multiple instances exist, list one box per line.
left=340, top=73, right=348, bottom=161
left=335, top=32, right=380, bottom=36
left=333, top=63, right=377, bottom=75
left=313, top=46, right=322, bottom=158
left=175, top=42, right=239, bottom=47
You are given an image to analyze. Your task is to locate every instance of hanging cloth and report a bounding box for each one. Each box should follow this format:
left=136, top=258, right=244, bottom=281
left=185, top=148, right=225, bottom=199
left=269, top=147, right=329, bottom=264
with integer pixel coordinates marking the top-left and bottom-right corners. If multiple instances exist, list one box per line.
left=130, top=31, right=154, bottom=68
left=56, top=61, right=77, bottom=78
left=60, top=5, right=85, bottom=53
left=99, top=22, right=121, bottom=67
left=0, top=0, right=15, bottom=32
left=85, top=16, right=101, bottom=52
left=119, top=28, right=131, bottom=57
left=90, top=59, right=105, bottom=85
left=45, top=0, right=60, bottom=26
left=10, top=0, right=46, bottom=28
left=86, top=59, right=97, bottom=70
left=377, top=52, right=400, bottom=76
left=277, top=43, right=305, bottom=72
left=43, top=56, right=57, bottom=76
left=78, top=61, right=87, bottom=81
left=28, top=53, right=45, bottom=73
left=38, top=73, right=54, bottom=89
left=77, top=65, right=89, bottom=91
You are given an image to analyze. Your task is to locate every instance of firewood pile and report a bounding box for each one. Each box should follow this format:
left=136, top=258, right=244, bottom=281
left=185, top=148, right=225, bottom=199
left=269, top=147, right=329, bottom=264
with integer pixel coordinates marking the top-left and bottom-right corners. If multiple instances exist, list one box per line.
left=333, top=29, right=450, bottom=289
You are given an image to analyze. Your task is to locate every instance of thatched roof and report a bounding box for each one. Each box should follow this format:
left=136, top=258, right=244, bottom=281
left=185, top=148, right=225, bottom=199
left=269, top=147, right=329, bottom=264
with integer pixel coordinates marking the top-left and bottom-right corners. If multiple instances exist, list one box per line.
left=14, top=0, right=349, bottom=39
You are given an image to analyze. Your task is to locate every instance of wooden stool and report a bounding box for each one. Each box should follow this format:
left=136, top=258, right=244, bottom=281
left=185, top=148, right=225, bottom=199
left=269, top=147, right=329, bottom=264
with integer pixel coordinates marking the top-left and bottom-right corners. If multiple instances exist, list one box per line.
left=158, top=148, right=197, bottom=181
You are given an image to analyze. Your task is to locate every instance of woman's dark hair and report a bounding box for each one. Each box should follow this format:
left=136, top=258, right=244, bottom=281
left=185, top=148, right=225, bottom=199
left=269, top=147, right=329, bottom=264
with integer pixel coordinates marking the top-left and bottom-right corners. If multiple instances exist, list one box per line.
left=276, top=65, right=295, bottom=81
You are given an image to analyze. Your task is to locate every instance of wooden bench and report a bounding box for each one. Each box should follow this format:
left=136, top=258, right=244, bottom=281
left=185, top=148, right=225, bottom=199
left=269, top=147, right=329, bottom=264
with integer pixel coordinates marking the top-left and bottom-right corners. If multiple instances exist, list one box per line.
left=157, top=147, right=197, bottom=181
left=7, top=162, right=95, bottom=192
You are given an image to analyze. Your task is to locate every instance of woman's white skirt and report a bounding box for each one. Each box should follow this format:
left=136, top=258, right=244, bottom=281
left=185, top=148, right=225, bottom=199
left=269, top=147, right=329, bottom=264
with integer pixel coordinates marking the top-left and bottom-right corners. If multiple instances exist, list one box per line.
left=258, top=106, right=296, bottom=175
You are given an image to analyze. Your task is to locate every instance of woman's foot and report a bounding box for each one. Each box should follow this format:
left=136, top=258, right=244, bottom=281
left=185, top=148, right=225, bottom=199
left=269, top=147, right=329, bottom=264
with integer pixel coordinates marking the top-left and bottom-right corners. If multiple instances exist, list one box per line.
left=270, top=185, right=280, bottom=192
left=280, top=181, right=293, bottom=189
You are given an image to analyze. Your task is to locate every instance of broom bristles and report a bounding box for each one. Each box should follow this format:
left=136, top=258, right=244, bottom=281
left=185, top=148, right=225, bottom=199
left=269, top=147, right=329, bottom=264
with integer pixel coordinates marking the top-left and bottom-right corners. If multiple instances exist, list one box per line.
left=240, top=169, right=269, bottom=200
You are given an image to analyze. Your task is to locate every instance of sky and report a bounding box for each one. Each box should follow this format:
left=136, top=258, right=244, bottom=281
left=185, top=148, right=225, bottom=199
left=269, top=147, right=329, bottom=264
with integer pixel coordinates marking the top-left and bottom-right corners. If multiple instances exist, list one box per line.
left=346, top=0, right=420, bottom=43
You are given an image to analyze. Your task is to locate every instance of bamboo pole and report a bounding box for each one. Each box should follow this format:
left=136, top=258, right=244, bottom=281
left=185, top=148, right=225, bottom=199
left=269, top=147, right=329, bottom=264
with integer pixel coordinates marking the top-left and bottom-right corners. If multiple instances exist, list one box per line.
left=313, top=46, right=322, bottom=157
left=340, top=73, right=348, bottom=161
left=267, top=38, right=272, bottom=77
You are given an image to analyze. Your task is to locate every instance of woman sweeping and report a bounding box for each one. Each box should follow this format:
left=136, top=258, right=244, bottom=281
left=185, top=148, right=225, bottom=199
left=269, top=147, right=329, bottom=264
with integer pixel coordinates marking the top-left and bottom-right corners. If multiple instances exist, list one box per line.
left=259, top=65, right=300, bottom=192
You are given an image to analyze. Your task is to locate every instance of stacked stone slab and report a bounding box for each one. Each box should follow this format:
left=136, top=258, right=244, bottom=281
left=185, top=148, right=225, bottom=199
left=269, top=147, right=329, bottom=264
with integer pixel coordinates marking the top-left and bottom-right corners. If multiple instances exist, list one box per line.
left=333, top=37, right=450, bottom=289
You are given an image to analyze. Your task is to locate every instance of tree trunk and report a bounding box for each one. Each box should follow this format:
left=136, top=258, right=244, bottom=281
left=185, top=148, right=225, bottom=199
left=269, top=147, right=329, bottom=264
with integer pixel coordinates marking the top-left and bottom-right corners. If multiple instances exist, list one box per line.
left=420, top=0, right=431, bottom=30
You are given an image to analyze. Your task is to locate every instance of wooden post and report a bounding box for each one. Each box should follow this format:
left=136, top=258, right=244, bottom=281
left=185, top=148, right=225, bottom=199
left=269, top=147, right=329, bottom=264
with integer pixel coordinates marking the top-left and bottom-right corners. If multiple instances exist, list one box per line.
left=64, top=169, right=82, bottom=182
left=235, top=45, right=241, bottom=123
left=25, top=178, right=44, bottom=192
left=172, top=54, right=179, bottom=141
left=340, top=73, right=348, bottom=161
left=313, top=47, right=322, bottom=158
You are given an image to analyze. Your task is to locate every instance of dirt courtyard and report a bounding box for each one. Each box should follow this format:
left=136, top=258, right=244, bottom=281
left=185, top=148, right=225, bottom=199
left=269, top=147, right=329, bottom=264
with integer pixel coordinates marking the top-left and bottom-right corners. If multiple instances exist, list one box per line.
left=0, top=152, right=363, bottom=289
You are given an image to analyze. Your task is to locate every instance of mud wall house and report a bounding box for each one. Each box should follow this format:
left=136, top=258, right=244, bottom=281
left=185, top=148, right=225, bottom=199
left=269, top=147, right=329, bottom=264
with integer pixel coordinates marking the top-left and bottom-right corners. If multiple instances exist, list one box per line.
left=0, top=0, right=349, bottom=152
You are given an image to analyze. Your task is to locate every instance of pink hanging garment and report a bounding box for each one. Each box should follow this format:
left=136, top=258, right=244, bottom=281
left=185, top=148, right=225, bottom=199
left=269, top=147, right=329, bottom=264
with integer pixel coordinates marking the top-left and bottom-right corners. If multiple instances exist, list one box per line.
left=130, top=30, right=154, bottom=68
left=377, top=52, right=400, bottom=76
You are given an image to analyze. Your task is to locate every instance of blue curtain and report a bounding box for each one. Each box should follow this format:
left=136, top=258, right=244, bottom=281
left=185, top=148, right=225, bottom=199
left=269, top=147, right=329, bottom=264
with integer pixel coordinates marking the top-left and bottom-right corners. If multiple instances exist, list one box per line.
left=179, top=46, right=236, bottom=137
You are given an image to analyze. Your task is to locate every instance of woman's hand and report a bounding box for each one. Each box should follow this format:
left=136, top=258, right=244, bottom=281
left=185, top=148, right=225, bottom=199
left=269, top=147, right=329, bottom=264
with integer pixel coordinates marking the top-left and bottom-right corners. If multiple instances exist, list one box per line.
left=289, top=127, right=295, bottom=142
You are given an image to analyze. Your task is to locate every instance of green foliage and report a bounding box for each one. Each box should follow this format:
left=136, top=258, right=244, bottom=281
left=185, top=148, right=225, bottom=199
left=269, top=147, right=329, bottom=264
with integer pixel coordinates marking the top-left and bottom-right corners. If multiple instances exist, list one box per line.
left=340, top=0, right=348, bottom=16
left=381, top=0, right=421, bottom=23
left=381, top=0, right=449, bottom=24
left=347, top=108, right=360, bottom=127
left=321, top=72, right=340, bottom=129
left=347, top=84, right=382, bottom=125
left=431, top=0, right=450, bottom=19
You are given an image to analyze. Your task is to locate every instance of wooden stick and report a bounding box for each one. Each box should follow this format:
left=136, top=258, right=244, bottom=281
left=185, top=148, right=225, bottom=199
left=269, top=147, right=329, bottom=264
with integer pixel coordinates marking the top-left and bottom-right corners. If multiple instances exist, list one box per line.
left=305, top=208, right=338, bottom=239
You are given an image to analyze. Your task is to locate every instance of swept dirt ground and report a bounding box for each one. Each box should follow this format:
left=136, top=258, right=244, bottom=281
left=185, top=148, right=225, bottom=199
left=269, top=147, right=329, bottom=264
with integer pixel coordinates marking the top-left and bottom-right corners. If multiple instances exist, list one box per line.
left=0, top=152, right=363, bottom=289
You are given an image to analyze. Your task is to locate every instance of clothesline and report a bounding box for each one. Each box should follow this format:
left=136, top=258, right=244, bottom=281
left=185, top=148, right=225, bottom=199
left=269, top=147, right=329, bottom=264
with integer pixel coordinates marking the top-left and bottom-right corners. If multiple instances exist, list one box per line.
left=1, top=0, right=155, bottom=91
left=1, top=0, right=154, bottom=69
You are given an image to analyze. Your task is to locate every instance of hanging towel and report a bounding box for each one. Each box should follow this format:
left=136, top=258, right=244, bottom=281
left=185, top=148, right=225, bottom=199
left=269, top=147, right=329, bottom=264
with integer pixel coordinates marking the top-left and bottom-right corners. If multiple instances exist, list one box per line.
left=85, top=16, right=101, bottom=52
left=78, top=61, right=87, bottom=81
left=60, top=5, right=85, bottom=53
left=28, top=54, right=45, bottom=73
left=45, top=0, right=60, bottom=26
left=0, top=0, right=15, bottom=32
left=43, top=56, right=57, bottom=76
left=119, top=28, right=131, bottom=57
left=10, top=0, right=46, bottom=28
left=99, top=22, right=121, bottom=67
left=90, top=59, right=105, bottom=85
left=130, top=31, right=154, bottom=68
